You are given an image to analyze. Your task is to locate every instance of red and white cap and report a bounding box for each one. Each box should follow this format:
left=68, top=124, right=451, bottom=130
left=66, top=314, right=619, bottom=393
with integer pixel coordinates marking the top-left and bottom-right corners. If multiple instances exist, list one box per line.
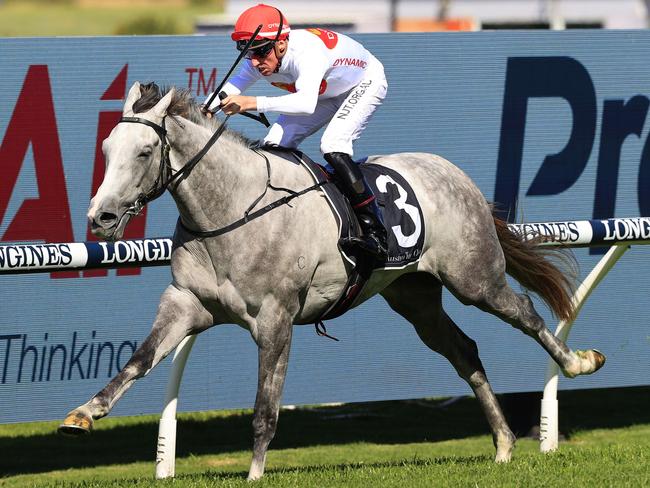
left=231, top=4, right=290, bottom=42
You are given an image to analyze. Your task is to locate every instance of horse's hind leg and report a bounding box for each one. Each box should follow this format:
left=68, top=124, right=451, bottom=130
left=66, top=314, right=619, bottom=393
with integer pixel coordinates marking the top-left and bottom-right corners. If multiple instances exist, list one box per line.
left=381, top=272, right=516, bottom=462
left=482, top=285, right=603, bottom=378
left=58, top=285, right=213, bottom=435
left=440, top=245, right=604, bottom=379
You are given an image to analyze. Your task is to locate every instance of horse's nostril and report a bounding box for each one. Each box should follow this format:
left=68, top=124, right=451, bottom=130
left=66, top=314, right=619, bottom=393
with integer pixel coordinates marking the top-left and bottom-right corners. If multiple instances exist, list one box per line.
left=99, top=212, right=118, bottom=224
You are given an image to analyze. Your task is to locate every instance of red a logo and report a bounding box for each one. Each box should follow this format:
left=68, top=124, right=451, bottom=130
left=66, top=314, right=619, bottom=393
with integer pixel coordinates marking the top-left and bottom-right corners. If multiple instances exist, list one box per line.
left=0, top=64, right=149, bottom=279
left=0, top=65, right=77, bottom=278
left=84, top=64, right=148, bottom=277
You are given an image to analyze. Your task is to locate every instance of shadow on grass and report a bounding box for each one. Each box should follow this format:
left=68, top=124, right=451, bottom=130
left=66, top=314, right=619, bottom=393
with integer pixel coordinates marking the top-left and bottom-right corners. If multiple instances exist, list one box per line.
left=192, top=454, right=494, bottom=483
left=1, top=385, right=648, bottom=476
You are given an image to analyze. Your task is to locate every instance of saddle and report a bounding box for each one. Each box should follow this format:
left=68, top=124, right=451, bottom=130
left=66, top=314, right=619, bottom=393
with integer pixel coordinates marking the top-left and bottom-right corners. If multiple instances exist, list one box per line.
left=261, top=145, right=425, bottom=321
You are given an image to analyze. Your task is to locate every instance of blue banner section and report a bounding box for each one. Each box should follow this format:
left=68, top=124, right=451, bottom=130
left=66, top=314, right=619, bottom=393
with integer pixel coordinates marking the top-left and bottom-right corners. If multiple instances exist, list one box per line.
left=85, top=239, right=172, bottom=269
left=598, top=217, right=650, bottom=244
left=1, top=31, right=649, bottom=423
left=590, top=220, right=607, bottom=243
left=85, top=242, right=110, bottom=267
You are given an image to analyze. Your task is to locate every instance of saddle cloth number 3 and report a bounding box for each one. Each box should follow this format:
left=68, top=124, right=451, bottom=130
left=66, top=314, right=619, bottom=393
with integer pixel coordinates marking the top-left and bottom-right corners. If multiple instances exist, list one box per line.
left=375, top=175, right=422, bottom=248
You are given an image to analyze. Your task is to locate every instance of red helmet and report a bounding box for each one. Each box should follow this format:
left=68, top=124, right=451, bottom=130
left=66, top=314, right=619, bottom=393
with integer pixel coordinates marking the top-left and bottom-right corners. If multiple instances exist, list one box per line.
left=232, top=4, right=290, bottom=43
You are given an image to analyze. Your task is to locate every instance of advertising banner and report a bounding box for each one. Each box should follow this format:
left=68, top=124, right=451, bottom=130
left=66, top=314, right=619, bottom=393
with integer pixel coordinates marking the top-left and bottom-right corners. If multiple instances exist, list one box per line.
left=1, top=31, right=648, bottom=423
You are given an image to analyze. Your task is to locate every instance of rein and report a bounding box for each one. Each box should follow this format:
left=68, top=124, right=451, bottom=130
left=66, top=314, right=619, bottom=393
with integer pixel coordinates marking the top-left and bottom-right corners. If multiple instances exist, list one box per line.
left=118, top=114, right=327, bottom=238
left=179, top=147, right=327, bottom=238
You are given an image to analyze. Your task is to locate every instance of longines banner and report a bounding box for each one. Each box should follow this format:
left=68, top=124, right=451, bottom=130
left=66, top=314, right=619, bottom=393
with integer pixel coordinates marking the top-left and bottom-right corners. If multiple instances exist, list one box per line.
left=1, top=31, right=649, bottom=423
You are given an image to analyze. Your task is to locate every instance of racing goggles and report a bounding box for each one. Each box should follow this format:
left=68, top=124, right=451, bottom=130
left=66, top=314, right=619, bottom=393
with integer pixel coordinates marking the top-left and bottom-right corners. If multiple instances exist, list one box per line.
left=237, top=39, right=275, bottom=59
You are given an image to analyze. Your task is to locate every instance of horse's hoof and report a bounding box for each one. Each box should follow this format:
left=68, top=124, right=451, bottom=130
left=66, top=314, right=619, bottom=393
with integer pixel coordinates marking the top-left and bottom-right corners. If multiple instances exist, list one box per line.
left=588, top=349, right=607, bottom=372
left=494, top=431, right=515, bottom=463
left=563, top=349, right=607, bottom=378
left=494, top=449, right=512, bottom=463
left=58, top=410, right=93, bottom=436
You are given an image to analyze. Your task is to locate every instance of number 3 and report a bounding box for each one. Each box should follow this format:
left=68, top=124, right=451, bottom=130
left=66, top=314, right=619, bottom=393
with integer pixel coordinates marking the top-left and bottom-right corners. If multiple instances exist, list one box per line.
left=375, top=175, right=422, bottom=248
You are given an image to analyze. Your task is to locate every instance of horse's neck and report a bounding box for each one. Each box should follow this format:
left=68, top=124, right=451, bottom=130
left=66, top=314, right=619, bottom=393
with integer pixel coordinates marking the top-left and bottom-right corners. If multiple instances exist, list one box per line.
left=166, top=120, right=301, bottom=231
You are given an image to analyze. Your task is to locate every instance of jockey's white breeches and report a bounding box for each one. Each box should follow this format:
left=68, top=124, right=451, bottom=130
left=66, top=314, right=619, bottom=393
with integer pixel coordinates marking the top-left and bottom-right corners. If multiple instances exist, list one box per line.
left=263, top=56, right=387, bottom=156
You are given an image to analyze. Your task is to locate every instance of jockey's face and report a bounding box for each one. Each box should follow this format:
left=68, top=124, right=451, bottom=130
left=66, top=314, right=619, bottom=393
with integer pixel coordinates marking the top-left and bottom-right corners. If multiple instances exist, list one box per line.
left=249, top=40, right=287, bottom=76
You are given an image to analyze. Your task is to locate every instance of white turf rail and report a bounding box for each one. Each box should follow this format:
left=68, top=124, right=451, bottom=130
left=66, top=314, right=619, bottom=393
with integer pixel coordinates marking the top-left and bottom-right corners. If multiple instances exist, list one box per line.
left=1, top=217, right=649, bottom=476
left=537, top=244, right=629, bottom=452
left=511, top=218, right=649, bottom=453
left=0, top=237, right=172, bottom=274
left=155, top=335, right=196, bottom=479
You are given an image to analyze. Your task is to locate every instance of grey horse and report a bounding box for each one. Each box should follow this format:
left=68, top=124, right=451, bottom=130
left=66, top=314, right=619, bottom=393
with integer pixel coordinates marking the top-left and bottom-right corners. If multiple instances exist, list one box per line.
left=59, top=82, right=605, bottom=480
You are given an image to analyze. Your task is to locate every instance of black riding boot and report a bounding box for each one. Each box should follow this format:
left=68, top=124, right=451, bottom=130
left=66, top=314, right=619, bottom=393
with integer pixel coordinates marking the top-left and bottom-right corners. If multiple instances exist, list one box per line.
left=324, top=152, right=388, bottom=259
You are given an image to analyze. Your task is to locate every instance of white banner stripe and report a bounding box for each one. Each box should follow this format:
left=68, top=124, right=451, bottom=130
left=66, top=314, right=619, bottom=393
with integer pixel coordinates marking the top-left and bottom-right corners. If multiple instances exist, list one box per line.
left=2, top=218, right=650, bottom=274
left=508, top=217, right=650, bottom=247
left=0, top=238, right=173, bottom=274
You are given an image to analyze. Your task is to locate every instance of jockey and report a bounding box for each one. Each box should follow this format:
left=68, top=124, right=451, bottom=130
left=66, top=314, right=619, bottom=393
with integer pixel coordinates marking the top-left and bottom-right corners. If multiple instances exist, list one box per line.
left=204, top=3, right=388, bottom=259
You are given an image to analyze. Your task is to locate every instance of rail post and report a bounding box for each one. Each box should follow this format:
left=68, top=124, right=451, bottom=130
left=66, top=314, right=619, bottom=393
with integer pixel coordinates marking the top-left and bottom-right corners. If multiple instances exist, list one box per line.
left=155, top=334, right=197, bottom=479
left=539, top=244, right=630, bottom=452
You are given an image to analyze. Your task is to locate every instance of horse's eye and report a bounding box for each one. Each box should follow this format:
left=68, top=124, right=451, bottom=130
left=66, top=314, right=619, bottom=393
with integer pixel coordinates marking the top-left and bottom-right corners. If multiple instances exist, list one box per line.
left=138, top=149, right=152, bottom=159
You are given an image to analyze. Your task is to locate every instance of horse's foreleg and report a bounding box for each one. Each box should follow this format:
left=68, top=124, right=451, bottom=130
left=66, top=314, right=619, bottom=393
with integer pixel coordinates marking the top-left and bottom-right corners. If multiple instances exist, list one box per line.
left=247, top=298, right=295, bottom=481
left=59, top=285, right=212, bottom=435
left=381, top=272, right=516, bottom=462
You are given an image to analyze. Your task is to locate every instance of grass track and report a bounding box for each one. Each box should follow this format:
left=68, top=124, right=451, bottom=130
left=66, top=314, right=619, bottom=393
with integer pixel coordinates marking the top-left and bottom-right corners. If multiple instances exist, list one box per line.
left=1, top=387, right=648, bottom=487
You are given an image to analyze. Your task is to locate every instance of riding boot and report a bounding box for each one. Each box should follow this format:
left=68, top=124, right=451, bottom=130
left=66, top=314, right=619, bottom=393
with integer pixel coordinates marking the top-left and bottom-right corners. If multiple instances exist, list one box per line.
left=323, top=152, right=388, bottom=259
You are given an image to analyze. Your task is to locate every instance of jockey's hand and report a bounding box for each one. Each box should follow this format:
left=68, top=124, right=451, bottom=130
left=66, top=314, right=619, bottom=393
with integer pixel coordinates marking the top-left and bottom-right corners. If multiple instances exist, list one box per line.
left=220, top=95, right=257, bottom=115
left=199, top=104, right=213, bottom=118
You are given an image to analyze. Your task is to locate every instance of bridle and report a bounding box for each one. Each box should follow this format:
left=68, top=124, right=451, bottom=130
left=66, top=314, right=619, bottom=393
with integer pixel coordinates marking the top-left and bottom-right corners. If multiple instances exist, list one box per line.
left=116, top=112, right=326, bottom=239
left=117, top=113, right=231, bottom=219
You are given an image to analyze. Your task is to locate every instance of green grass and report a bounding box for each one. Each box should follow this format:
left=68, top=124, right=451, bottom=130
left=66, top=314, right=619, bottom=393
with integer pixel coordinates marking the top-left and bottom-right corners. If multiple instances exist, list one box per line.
left=0, top=1, right=224, bottom=37
left=1, top=386, right=648, bottom=487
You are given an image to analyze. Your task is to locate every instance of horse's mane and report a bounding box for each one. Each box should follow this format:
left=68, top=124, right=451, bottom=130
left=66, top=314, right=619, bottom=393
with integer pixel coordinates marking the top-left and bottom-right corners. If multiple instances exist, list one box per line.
left=132, top=82, right=255, bottom=147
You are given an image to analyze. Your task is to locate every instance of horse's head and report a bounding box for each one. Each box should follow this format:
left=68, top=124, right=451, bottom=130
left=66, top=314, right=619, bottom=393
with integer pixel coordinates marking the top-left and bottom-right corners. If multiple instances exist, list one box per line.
left=88, top=82, right=175, bottom=241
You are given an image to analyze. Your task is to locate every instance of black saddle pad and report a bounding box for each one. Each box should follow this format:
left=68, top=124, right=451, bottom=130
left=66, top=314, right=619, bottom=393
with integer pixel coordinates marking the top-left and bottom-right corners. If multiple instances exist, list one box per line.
left=262, top=146, right=426, bottom=270
left=359, top=162, right=426, bottom=268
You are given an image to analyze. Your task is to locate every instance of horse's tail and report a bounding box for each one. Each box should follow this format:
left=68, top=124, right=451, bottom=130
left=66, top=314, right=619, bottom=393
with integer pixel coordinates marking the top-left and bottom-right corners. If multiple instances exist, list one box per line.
left=493, top=215, right=577, bottom=321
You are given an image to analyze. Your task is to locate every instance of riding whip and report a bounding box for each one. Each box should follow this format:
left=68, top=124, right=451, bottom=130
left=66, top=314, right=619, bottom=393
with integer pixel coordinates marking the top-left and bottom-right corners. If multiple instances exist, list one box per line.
left=203, top=23, right=270, bottom=127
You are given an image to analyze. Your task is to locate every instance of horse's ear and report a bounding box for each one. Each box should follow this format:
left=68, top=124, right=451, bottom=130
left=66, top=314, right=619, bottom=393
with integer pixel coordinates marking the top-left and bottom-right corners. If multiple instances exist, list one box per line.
left=123, top=81, right=141, bottom=116
left=151, top=88, right=175, bottom=119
